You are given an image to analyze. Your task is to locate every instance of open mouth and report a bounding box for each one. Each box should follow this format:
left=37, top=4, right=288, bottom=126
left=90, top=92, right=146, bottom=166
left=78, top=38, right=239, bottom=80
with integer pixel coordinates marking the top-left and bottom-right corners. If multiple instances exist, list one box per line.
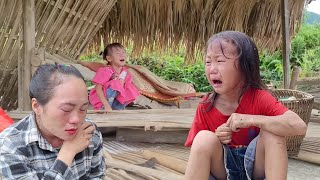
left=120, top=59, right=125, bottom=62
left=212, top=80, right=222, bottom=85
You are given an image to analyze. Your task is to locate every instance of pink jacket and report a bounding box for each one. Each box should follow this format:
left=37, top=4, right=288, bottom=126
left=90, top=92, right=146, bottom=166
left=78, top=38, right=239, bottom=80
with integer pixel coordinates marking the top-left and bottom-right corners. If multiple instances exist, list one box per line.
left=89, top=66, right=140, bottom=109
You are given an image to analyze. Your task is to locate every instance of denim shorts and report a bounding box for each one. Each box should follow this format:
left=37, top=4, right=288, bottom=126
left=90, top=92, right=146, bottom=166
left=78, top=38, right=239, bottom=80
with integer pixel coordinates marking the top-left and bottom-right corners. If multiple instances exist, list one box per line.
left=102, top=88, right=126, bottom=110
left=209, top=136, right=260, bottom=180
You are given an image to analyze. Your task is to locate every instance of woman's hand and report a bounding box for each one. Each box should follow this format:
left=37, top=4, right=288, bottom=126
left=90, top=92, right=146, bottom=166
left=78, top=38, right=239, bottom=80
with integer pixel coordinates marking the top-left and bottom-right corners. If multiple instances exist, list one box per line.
left=216, top=123, right=232, bottom=144
left=57, top=122, right=96, bottom=166
left=226, top=113, right=254, bottom=132
left=63, top=122, right=95, bottom=155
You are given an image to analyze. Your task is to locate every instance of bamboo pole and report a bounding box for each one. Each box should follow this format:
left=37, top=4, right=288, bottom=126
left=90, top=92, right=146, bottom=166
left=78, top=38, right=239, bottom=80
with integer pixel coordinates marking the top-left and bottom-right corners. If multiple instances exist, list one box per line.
left=22, top=0, right=36, bottom=110
left=281, top=0, right=290, bottom=89
left=105, top=159, right=184, bottom=180
left=142, top=150, right=187, bottom=174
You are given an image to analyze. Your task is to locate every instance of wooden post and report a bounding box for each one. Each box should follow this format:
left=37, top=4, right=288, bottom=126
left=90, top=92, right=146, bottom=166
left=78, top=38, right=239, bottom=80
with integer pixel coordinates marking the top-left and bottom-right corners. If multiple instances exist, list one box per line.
left=18, top=31, right=23, bottom=110
left=21, top=0, right=36, bottom=110
left=281, top=0, right=291, bottom=89
left=289, top=66, right=301, bottom=90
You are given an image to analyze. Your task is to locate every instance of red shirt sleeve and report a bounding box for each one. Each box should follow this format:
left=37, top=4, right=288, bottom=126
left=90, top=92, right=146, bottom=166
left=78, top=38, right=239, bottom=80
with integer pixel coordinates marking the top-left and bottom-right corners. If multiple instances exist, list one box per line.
left=92, top=67, right=113, bottom=85
left=257, top=90, right=288, bottom=116
left=185, top=105, right=209, bottom=147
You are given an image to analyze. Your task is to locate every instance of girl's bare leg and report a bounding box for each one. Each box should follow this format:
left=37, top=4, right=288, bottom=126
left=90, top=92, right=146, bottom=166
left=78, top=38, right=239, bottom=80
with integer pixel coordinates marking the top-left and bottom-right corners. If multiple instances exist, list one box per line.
left=185, top=130, right=227, bottom=180
left=253, top=129, right=287, bottom=180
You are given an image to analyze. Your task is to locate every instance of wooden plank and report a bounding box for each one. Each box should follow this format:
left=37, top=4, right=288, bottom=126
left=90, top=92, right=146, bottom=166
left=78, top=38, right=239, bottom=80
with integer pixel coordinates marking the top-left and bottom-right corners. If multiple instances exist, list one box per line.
left=18, top=32, right=23, bottom=110
left=142, top=150, right=187, bottom=173
left=281, top=0, right=290, bottom=89
left=7, top=109, right=196, bottom=129
left=295, top=150, right=320, bottom=165
left=289, top=66, right=301, bottom=90
left=22, top=0, right=36, bottom=110
left=313, top=102, right=320, bottom=110
left=116, top=128, right=188, bottom=144
left=44, top=52, right=72, bottom=64
left=106, top=159, right=184, bottom=180
left=297, top=77, right=320, bottom=86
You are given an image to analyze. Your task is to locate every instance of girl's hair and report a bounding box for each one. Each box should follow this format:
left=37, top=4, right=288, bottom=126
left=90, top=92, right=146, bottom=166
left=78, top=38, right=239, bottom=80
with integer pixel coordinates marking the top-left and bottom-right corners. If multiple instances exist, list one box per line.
left=203, top=31, right=267, bottom=110
left=29, top=63, right=84, bottom=106
left=100, top=43, right=124, bottom=60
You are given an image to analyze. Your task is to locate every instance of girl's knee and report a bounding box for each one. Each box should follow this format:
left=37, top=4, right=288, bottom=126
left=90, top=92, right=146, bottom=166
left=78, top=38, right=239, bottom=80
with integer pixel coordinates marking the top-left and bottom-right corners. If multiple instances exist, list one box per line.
left=259, top=129, right=286, bottom=145
left=192, top=130, right=221, bottom=153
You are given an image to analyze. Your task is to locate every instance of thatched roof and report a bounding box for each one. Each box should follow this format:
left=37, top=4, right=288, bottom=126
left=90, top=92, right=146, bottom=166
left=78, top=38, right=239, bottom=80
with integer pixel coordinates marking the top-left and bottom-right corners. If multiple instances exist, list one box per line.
left=88, top=0, right=307, bottom=62
left=0, top=0, right=309, bottom=110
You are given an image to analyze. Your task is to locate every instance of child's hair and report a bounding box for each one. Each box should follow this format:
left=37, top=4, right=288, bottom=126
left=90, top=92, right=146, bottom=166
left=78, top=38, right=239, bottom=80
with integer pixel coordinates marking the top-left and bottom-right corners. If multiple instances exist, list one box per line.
left=100, top=43, right=124, bottom=60
left=29, top=63, right=84, bottom=106
left=203, top=31, right=267, bottom=109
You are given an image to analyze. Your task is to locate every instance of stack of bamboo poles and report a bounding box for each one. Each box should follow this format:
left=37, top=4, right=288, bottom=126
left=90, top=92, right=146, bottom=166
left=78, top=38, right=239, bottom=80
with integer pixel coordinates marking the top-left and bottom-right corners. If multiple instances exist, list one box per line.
left=103, top=141, right=190, bottom=180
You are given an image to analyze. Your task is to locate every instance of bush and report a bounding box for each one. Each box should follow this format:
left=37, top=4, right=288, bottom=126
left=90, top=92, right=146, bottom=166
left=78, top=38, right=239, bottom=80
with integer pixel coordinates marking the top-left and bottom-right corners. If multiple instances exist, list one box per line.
left=128, top=55, right=212, bottom=92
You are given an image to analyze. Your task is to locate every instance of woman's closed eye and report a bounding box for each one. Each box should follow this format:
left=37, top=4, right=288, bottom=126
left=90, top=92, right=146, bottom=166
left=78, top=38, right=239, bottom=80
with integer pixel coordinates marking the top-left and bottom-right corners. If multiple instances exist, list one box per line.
left=80, top=107, right=88, bottom=112
left=61, top=108, right=72, bottom=113
left=80, top=104, right=89, bottom=112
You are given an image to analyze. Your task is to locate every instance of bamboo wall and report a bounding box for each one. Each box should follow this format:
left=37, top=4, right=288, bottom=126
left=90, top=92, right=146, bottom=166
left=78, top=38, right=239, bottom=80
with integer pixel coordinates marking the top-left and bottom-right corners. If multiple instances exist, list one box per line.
left=0, top=0, right=116, bottom=110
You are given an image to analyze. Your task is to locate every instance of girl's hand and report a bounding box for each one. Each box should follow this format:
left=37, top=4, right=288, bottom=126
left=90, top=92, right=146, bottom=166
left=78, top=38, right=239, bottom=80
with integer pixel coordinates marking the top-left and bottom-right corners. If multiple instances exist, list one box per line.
left=62, top=122, right=96, bottom=155
left=104, top=106, right=113, bottom=112
left=226, top=113, right=253, bottom=132
left=216, top=123, right=232, bottom=144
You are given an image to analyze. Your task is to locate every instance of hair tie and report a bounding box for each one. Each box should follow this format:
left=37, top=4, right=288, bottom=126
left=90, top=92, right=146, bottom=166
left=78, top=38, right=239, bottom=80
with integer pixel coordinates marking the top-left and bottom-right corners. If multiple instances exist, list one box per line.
left=57, top=63, right=71, bottom=69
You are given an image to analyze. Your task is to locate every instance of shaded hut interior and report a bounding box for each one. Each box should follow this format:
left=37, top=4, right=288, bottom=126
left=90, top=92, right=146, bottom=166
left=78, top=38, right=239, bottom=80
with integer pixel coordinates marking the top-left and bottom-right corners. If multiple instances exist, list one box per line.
left=0, top=0, right=307, bottom=111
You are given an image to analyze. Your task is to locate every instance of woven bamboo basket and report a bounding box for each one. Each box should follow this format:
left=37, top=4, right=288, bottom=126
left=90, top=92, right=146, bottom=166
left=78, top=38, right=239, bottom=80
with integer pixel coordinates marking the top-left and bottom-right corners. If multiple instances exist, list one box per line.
left=273, top=89, right=314, bottom=157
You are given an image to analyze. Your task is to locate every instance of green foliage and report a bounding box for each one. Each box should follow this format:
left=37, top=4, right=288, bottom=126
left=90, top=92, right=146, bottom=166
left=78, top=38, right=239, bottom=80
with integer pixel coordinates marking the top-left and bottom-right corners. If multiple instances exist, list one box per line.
left=80, top=24, right=320, bottom=92
left=79, top=54, right=102, bottom=62
left=299, top=47, right=320, bottom=77
left=259, top=23, right=320, bottom=87
left=129, top=55, right=212, bottom=92
left=291, top=24, right=320, bottom=77
left=259, top=50, right=283, bottom=87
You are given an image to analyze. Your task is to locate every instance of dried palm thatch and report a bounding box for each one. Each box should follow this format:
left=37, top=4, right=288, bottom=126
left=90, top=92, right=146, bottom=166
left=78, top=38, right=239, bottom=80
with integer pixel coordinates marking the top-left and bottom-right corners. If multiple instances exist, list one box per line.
left=88, top=0, right=307, bottom=63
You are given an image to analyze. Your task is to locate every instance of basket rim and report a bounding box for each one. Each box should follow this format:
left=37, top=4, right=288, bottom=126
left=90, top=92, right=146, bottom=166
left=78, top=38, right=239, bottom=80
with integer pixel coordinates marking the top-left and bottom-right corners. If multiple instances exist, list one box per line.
left=273, top=89, right=314, bottom=100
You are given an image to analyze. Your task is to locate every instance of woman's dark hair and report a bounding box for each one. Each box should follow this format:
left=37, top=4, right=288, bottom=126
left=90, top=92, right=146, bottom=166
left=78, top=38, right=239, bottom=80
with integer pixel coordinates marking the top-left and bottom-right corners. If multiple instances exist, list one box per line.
left=203, top=31, right=267, bottom=110
left=29, top=63, right=85, bottom=106
left=100, top=43, right=124, bottom=60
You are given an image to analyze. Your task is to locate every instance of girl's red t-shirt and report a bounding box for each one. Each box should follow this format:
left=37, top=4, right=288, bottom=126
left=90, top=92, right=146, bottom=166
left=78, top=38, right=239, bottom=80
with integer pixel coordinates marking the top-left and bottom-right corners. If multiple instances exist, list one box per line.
left=185, top=88, right=288, bottom=148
